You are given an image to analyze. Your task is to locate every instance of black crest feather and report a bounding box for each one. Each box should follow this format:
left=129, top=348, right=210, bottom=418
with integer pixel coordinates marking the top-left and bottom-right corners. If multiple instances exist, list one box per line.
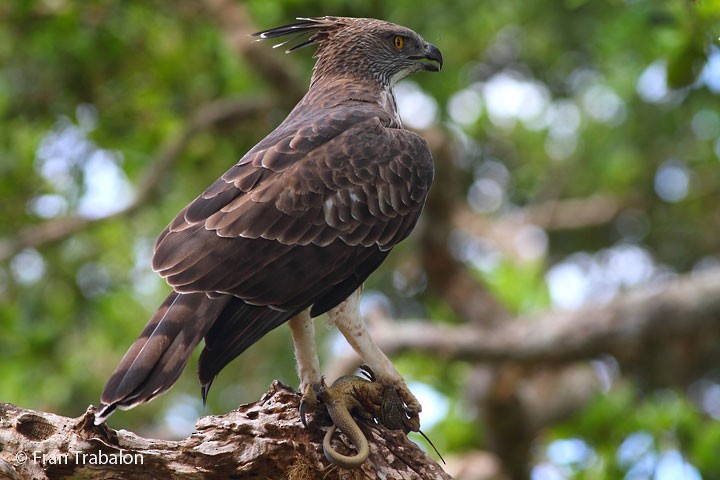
left=252, top=16, right=347, bottom=53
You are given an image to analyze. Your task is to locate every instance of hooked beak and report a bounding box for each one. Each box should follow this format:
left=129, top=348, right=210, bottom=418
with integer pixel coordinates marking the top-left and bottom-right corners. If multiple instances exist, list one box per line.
left=411, top=42, right=443, bottom=72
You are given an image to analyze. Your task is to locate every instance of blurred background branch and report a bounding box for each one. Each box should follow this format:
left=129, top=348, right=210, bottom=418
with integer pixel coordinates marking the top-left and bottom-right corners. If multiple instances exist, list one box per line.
left=0, top=96, right=272, bottom=263
left=359, top=267, right=720, bottom=365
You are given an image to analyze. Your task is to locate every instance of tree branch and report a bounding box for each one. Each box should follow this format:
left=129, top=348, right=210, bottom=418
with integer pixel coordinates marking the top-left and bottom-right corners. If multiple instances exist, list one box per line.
left=0, top=382, right=450, bottom=480
left=1, top=2, right=313, bottom=264
left=452, top=193, right=639, bottom=262
left=367, top=268, right=720, bottom=366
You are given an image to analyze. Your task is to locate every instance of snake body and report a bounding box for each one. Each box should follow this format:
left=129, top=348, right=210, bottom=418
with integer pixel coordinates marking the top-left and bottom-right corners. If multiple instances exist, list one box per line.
left=322, top=423, right=369, bottom=469
left=314, top=375, right=373, bottom=468
left=312, top=368, right=421, bottom=469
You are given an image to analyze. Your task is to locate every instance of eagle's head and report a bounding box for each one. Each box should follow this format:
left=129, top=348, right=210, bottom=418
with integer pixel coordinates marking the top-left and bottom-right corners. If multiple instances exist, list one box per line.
left=254, top=17, right=443, bottom=88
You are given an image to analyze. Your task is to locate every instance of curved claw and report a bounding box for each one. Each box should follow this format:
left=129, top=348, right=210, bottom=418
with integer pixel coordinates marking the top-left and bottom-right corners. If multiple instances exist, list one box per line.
left=300, top=398, right=310, bottom=428
left=299, top=383, right=318, bottom=428
left=358, top=364, right=376, bottom=382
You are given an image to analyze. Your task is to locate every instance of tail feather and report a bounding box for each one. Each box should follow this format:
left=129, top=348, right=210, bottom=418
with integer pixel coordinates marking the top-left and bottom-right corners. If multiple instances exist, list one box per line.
left=95, top=291, right=230, bottom=424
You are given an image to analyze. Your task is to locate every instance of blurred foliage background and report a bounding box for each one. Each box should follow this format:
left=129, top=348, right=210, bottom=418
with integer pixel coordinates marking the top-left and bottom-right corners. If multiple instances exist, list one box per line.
left=1, top=0, right=720, bottom=478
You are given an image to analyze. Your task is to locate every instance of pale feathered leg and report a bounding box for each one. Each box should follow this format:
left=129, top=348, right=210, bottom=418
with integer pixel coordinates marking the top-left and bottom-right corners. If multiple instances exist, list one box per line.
left=288, top=309, right=322, bottom=425
left=327, top=289, right=421, bottom=424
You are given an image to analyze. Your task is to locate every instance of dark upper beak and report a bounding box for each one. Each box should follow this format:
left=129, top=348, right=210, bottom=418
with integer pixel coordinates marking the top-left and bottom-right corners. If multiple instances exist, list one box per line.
left=419, top=42, right=443, bottom=72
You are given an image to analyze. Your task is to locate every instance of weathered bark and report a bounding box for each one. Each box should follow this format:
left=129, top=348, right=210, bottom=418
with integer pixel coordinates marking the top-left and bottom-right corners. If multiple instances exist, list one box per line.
left=0, top=382, right=450, bottom=480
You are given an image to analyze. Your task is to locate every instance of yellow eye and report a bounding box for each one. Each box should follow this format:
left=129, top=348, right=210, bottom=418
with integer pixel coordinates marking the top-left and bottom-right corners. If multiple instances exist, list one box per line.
left=394, top=35, right=404, bottom=49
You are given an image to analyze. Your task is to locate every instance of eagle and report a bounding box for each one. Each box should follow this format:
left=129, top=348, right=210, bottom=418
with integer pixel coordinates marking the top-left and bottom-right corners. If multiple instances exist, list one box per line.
left=94, top=16, right=442, bottom=428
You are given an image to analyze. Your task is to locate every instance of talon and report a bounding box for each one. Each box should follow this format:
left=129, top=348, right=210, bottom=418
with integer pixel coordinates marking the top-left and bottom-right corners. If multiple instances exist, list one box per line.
left=399, top=395, right=421, bottom=433
left=300, top=398, right=310, bottom=427
left=358, top=364, right=376, bottom=381
left=396, top=386, right=422, bottom=412
left=299, top=383, right=320, bottom=428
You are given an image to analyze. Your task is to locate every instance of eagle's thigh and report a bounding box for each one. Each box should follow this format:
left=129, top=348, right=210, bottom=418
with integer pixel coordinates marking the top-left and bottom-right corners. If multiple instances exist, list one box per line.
left=327, top=289, right=401, bottom=383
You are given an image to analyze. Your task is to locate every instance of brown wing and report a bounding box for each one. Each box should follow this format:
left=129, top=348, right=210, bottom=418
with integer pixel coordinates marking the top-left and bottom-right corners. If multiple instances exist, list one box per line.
left=152, top=114, right=433, bottom=316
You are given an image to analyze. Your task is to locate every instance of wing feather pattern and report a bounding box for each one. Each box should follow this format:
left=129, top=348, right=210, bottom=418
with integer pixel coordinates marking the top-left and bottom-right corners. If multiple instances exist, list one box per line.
left=99, top=104, right=433, bottom=417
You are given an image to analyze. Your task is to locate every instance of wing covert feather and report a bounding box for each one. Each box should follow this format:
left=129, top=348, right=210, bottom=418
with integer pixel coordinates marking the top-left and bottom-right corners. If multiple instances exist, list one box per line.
left=153, top=112, right=433, bottom=313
